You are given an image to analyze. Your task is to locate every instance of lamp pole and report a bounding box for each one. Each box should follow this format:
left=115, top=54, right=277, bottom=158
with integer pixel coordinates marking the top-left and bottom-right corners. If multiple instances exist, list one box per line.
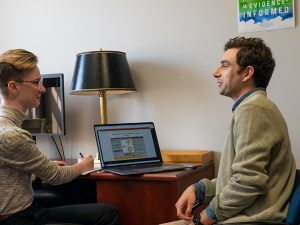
left=98, top=90, right=107, bottom=124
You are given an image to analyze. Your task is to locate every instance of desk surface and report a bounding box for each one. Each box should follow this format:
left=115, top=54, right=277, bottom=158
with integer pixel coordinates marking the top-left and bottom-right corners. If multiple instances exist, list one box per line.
left=88, top=161, right=213, bottom=181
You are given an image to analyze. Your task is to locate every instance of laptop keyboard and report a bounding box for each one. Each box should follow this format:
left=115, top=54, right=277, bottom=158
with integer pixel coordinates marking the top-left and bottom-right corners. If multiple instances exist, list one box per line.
left=128, top=163, right=163, bottom=169
left=113, top=163, right=160, bottom=171
left=107, top=163, right=185, bottom=175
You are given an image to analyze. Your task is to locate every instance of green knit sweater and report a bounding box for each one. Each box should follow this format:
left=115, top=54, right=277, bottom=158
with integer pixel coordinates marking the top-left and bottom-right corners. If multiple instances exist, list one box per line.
left=0, top=105, right=76, bottom=216
left=201, top=90, right=296, bottom=223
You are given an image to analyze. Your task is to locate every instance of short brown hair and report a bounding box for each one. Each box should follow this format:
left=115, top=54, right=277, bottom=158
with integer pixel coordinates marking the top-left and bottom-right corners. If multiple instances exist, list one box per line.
left=224, top=37, right=275, bottom=89
left=0, top=49, right=38, bottom=97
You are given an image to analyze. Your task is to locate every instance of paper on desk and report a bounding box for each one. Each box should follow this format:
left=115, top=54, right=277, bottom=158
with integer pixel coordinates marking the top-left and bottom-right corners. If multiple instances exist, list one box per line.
left=81, top=163, right=102, bottom=175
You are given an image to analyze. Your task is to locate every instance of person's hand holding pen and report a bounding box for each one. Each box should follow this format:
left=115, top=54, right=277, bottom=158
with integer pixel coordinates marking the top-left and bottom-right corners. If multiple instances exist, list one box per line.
left=72, top=152, right=94, bottom=175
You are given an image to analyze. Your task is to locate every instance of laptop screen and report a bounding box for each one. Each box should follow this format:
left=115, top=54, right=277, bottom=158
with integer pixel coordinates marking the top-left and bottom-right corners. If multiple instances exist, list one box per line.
left=94, top=122, right=162, bottom=168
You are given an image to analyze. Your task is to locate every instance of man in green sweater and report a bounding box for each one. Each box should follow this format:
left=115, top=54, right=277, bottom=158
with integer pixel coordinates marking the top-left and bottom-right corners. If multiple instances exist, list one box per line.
left=166, top=37, right=296, bottom=225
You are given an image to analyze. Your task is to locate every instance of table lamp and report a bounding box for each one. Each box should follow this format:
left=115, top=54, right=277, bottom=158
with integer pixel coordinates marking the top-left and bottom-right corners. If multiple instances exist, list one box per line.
left=70, top=50, right=136, bottom=124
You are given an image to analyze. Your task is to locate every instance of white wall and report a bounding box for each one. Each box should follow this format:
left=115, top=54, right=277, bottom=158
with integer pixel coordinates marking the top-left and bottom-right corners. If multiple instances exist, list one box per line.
left=1, top=0, right=299, bottom=168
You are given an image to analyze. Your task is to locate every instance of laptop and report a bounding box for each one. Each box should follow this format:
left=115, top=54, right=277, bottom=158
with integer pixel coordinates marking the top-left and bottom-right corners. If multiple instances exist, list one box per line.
left=94, top=122, right=186, bottom=175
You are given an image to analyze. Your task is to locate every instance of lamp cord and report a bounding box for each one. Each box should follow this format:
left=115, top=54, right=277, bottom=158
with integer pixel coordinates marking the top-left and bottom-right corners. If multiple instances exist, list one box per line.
left=51, top=136, right=65, bottom=161
left=58, top=136, right=65, bottom=160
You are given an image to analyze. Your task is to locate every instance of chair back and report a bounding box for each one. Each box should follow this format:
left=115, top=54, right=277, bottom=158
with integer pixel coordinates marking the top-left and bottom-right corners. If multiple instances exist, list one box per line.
left=286, top=169, right=300, bottom=224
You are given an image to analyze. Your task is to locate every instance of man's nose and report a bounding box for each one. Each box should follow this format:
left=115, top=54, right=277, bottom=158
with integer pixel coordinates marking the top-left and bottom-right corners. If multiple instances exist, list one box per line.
left=213, top=67, right=221, bottom=77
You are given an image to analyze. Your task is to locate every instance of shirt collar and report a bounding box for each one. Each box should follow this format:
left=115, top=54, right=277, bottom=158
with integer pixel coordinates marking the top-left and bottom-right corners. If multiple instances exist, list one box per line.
left=232, top=88, right=266, bottom=112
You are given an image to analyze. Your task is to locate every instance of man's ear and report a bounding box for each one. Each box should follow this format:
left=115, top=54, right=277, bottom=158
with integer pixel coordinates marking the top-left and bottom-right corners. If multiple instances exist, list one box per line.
left=7, top=81, right=19, bottom=95
left=242, top=66, right=254, bottom=82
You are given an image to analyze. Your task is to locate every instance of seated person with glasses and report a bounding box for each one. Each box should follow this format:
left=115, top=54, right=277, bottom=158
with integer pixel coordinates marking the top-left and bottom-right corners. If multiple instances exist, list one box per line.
left=0, top=49, right=121, bottom=225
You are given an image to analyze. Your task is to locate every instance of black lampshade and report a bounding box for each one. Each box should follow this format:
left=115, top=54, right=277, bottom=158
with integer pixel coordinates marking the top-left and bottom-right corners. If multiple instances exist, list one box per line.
left=70, top=51, right=136, bottom=95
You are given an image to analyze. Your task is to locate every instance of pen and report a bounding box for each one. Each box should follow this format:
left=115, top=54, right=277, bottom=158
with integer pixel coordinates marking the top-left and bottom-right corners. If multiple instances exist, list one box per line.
left=79, top=152, right=84, bottom=158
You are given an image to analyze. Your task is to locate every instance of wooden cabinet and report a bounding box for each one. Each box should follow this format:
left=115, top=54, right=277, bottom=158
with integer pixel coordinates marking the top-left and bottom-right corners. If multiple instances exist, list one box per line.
left=89, top=161, right=214, bottom=225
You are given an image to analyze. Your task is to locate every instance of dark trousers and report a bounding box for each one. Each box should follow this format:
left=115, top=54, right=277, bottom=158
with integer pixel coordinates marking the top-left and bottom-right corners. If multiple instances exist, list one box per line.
left=1, top=201, right=121, bottom=225
left=46, top=203, right=121, bottom=225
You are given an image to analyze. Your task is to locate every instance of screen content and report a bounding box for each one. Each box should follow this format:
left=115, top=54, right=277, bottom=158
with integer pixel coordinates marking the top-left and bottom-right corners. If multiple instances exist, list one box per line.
left=95, top=123, right=158, bottom=163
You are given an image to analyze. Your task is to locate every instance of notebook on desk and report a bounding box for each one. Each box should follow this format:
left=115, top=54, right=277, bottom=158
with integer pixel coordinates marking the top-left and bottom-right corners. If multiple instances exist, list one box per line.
left=94, top=122, right=186, bottom=175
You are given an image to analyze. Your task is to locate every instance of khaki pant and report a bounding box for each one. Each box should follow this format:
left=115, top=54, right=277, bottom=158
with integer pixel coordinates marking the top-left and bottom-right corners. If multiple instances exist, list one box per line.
left=160, top=220, right=191, bottom=225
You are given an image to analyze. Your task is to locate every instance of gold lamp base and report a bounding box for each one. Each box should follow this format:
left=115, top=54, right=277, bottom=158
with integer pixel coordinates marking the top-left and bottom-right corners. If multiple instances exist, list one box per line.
left=98, top=90, right=107, bottom=124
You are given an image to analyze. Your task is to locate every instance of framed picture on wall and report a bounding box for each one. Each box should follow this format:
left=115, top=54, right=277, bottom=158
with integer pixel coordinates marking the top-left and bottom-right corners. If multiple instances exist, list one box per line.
left=237, top=0, right=295, bottom=33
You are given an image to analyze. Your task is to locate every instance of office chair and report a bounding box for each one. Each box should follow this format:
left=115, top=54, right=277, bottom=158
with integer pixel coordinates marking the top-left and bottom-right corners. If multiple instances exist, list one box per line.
left=286, top=169, right=300, bottom=225
left=47, top=223, right=82, bottom=225
left=33, top=179, right=97, bottom=225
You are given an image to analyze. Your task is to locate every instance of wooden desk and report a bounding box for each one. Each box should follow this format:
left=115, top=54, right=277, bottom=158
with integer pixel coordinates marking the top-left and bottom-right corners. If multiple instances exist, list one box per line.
left=88, top=161, right=214, bottom=225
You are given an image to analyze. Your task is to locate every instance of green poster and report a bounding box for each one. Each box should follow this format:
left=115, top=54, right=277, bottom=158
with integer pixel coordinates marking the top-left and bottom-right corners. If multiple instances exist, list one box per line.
left=238, top=0, right=295, bottom=33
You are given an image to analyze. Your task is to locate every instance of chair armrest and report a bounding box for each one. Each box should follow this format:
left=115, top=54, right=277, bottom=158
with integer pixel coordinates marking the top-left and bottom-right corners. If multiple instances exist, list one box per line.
left=34, top=189, right=67, bottom=208
left=33, top=178, right=97, bottom=208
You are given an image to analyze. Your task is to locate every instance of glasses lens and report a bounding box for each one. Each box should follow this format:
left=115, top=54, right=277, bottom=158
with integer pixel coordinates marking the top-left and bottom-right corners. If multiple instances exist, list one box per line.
left=38, top=78, right=43, bottom=86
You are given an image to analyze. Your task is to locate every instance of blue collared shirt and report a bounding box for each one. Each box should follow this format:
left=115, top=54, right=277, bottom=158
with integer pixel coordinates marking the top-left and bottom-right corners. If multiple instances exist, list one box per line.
left=232, top=88, right=266, bottom=112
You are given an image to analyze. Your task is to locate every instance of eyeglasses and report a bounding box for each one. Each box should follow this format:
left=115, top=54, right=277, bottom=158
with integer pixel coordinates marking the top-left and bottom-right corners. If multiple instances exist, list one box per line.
left=14, top=78, right=44, bottom=87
